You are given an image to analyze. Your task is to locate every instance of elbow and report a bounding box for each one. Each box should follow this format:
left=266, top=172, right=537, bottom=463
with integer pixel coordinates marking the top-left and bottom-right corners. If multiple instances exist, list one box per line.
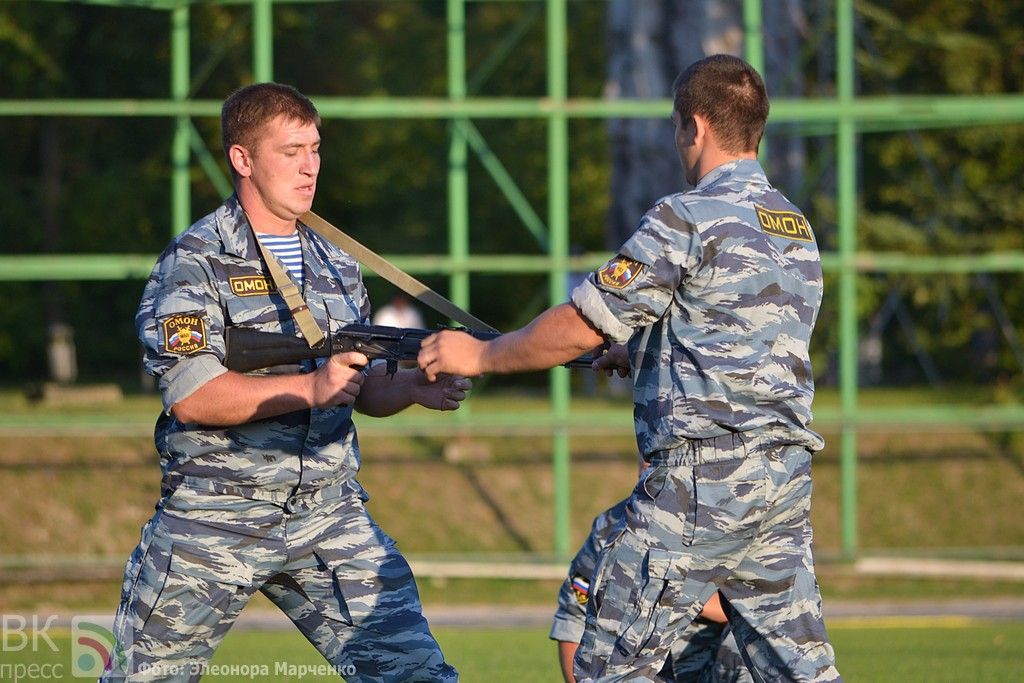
left=170, top=400, right=196, bottom=424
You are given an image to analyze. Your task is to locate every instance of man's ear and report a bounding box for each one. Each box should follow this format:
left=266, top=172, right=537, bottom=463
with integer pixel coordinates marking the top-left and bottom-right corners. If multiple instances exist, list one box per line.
left=228, top=144, right=253, bottom=179
left=691, top=113, right=711, bottom=148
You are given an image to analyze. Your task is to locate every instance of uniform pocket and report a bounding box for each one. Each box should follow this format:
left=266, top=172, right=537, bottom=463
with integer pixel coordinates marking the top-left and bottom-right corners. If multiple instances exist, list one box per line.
left=613, top=548, right=690, bottom=659
left=134, top=543, right=253, bottom=638
left=315, top=545, right=418, bottom=633
left=691, top=457, right=767, bottom=545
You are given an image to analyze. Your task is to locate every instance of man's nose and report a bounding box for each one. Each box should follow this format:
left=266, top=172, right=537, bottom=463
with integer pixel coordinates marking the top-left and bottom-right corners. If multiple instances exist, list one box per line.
left=301, top=151, right=319, bottom=174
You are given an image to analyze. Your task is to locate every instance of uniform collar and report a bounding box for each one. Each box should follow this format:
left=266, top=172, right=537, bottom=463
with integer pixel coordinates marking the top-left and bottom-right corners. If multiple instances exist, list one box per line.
left=695, top=158, right=766, bottom=190
left=214, top=196, right=343, bottom=288
left=214, top=195, right=261, bottom=259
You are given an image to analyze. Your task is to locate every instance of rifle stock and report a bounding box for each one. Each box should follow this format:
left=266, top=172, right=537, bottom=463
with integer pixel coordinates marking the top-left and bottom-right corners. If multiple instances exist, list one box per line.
left=223, top=324, right=595, bottom=373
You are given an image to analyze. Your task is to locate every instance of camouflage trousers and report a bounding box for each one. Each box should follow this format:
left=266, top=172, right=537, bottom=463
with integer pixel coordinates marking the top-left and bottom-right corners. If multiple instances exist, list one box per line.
left=102, top=487, right=456, bottom=682
left=576, top=430, right=841, bottom=682
left=668, top=620, right=749, bottom=683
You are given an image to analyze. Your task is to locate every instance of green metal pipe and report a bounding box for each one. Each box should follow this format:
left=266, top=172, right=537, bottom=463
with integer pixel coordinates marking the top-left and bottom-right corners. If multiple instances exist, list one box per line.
left=742, top=0, right=767, bottom=163
left=189, top=121, right=233, bottom=200
left=447, top=0, right=470, bottom=314
left=252, top=0, right=273, bottom=81
left=836, top=0, right=859, bottom=561
left=546, top=0, right=572, bottom=561
left=459, top=120, right=549, bottom=249
left=9, top=402, right=1024, bottom=439
left=11, top=250, right=1024, bottom=282
left=11, top=249, right=1024, bottom=281
left=446, top=0, right=473, bottom=434
left=742, top=0, right=764, bottom=75
left=171, top=4, right=190, bottom=235
left=5, top=95, right=1024, bottom=126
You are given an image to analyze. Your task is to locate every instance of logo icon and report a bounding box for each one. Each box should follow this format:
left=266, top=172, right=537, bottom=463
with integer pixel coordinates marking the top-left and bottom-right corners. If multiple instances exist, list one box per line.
left=162, top=313, right=208, bottom=354
left=72, top=617, right=122, bottom=678
left=597, top=255, right=645, bottom=290
left=571, top=574, right=591, bottom=605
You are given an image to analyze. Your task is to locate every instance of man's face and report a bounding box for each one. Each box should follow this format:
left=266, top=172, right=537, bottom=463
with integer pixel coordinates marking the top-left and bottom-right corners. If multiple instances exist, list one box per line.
left=244, top=115, right=321, bottom=223
left=672, top=109, right=699, bottom=187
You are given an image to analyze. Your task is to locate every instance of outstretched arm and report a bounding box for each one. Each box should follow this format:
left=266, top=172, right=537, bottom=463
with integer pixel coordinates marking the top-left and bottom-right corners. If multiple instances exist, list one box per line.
left=418, top=303, right=606, bottom=381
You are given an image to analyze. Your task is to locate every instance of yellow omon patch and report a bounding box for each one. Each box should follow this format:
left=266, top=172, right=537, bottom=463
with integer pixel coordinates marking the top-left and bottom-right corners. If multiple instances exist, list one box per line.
left=229, top=275, right=276, bottom=297
left=756, top=206, right=814, bottom=242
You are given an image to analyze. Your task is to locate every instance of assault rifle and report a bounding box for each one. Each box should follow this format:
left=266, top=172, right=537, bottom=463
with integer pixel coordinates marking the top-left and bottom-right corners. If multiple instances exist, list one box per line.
left=224, top=324, right=596, bottom=375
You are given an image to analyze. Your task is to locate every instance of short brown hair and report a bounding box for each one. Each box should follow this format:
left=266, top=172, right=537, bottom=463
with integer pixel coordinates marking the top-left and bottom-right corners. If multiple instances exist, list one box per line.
left=672, top=55, right=769, bottom=154
left=221, top=82, right=321, bottom=181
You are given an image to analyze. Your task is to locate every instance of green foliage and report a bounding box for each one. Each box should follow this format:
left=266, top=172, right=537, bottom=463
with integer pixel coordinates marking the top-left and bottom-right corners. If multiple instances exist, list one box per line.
left=1, top=1, right=1023, bottom=389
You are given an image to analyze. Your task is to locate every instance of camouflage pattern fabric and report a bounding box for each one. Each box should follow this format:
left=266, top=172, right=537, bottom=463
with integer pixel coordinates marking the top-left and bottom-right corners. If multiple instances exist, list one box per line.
left=568, top=161, right=839, bottom=681
left=105, top=196, right=455, bottom=681
left=551, top=498, right=751, bottom=683
left=574, top=435, right=839, bottom=682
left=571, top=159, right=824, bottom=457
left=103, top=491, right=455, bottom=682
left=137, top=194, right=371, bottom=503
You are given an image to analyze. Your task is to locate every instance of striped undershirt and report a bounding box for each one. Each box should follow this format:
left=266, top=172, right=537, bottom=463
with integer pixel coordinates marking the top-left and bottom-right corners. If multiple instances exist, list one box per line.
left=256, top=232, right=304, bottom=290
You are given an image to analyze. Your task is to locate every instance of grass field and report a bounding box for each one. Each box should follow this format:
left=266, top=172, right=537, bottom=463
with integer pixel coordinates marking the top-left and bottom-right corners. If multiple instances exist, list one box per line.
left=1, top=387, right=1023, bottom=680
left=8, top=620, right=1023, bottom=682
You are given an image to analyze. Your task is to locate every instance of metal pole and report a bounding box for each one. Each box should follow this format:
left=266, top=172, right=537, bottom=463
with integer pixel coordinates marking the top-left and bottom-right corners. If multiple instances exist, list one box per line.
left=447, top=0, right=470, bottom=312
left=171, top=2, right=190, bottom=235
left=252, top=0, right=274, bottom=82
left=742, top=0, right=764, bottom=74
left=742, top=0, right=767, bottom=163
left=547, top=0, right=571, bottom=560
left=836, top=0, right=859, bottom=560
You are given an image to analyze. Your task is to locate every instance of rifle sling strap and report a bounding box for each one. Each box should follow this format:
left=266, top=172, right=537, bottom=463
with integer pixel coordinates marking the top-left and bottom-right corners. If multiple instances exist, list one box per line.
left=253, top=231, right=326, bottom=349
left=301, top=211, right=498, bottom=334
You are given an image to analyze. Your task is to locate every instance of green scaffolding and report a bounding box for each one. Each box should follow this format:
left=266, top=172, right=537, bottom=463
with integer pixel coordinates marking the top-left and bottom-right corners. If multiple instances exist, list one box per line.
left=4, top=0, right=1024, bottom=560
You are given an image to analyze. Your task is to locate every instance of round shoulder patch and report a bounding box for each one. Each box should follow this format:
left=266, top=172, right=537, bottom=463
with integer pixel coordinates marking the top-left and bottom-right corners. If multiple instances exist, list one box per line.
left=597, top=256, right=645, bottom=290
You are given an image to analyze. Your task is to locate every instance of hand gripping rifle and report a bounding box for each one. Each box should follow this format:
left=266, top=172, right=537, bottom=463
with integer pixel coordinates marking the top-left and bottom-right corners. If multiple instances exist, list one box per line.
left=224, top=324, right=596, bottom=376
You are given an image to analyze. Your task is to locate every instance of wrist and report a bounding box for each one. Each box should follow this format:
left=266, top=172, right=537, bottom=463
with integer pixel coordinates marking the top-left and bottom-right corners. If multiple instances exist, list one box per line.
left=409, top=371, right=430, bottom=408
left=303, top=370, right=321, bottom=409
left=477, top=339, right=496, bottom=375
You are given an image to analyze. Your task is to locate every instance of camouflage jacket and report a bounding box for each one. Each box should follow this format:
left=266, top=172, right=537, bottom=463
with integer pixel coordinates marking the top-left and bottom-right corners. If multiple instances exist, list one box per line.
left=572, top=160, right=824, bottom=456
left=136, top=196, right=371, bottom=503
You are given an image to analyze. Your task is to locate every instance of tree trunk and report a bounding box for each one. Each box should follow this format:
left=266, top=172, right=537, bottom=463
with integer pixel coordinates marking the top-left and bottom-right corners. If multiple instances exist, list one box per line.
left=41, top=120, right=77, bottom=383
left=605, top=0, right=805, bottom=247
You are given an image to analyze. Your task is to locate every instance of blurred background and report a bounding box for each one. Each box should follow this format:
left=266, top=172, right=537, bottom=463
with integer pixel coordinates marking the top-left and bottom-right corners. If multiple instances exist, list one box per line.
left=1, top=1, right=1023, bottom=680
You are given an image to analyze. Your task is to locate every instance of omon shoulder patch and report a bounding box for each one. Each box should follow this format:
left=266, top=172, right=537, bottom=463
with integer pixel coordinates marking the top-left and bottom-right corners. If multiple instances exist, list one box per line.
left=597, top=255, right=645, bottom=289
left=163, top=313, right=207, bottom=354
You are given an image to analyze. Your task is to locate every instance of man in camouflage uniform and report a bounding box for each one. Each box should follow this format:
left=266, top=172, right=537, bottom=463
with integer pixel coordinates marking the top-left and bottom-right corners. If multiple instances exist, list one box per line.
left=104, top=83, right=465, bottom=682
left=551, top=491, right=750, bottom=683
left=420, top=55, right=841, bottom=681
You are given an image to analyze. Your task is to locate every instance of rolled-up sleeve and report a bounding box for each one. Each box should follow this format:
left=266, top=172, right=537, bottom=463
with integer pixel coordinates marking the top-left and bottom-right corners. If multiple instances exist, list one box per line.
left=158, top=354, right=228, bottom=412
left=549, top=499, right=632, bottom=643
left=549, top=588, right=587, bottom=642
left=571, top=278, right=634, bottom=344
left=571, top=201, right=701, bottom=343
left=136, top=242, right=227, bottom=413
